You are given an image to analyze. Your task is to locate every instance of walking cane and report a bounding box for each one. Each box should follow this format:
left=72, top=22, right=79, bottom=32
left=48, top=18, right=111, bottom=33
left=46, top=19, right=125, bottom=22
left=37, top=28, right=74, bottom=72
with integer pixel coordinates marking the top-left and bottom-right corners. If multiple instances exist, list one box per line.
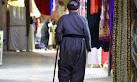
left=53, top=45, right=59, bottom=82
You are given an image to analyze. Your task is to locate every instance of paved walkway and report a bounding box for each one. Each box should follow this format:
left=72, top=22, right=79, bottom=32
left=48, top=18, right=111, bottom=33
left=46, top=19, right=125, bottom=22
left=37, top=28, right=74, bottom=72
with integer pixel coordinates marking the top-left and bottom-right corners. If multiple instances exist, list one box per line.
left=0, top=50, right=112, bottom=82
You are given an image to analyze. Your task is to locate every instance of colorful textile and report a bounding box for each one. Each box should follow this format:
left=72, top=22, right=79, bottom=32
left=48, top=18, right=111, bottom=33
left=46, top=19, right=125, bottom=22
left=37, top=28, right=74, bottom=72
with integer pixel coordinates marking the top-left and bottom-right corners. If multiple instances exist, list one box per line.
left=80, top=0, right=85, bottom=17
left=87, top=0, right=101, bottom=48
left=90, top=0, right=101, bottom=15
left=57, top=4, right=68, bottom=17
left=34, top=0, right=53, bottom=15
left=99, top=0, right=111, bottom=42
left=63, top=0, right=70, bottom=7
left=49, top=1, right=69, bottom=23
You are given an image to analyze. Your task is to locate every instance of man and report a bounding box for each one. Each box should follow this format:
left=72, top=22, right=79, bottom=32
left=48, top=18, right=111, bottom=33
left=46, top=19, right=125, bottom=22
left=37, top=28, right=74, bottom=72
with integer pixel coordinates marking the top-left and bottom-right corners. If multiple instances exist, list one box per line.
left=55, top=0, right=91, bottom=82
left=41, top=20, right=49, bottom=50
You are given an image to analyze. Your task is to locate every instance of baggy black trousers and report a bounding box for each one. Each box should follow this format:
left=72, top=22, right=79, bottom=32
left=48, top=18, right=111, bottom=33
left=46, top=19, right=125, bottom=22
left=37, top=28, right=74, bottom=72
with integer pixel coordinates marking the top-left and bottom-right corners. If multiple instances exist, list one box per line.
left=58, top=37, right=86, bottom=82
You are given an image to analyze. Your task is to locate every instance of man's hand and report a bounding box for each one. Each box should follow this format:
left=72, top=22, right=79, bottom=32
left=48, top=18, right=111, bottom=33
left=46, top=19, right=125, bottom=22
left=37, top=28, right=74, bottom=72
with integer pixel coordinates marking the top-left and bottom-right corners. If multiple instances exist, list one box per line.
left=57, top=45, right=60, bottom=50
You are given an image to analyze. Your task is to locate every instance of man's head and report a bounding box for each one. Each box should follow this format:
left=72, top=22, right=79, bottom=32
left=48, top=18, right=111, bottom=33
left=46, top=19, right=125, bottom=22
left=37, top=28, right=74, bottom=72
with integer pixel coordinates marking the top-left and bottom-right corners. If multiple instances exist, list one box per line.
left=67, top=0, right=80, bottom=10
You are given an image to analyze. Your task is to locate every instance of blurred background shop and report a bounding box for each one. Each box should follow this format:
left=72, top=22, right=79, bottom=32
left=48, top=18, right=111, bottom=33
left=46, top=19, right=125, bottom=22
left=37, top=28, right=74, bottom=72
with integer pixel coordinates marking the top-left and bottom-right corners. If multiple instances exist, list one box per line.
left=0, top=0, right=134, bottom=82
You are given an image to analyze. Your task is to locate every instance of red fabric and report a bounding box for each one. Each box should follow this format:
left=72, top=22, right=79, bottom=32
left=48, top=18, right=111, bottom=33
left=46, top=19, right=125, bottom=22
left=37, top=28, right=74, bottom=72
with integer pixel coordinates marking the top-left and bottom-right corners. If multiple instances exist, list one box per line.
left=34, top=0, right=51, bottom=15
left=90, top=0, right=101, bottom=15
left=35, top=18, right=39, bottom=31
left=101, top=49, right=109, bottom=65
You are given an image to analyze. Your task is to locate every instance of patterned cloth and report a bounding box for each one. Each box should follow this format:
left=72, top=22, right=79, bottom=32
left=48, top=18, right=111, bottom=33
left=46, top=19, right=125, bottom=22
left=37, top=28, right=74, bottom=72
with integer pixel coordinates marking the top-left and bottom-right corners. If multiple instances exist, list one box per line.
left=57, top=4, right=69, bottom=17
left=99, top=0, right=111, bottom=42
left=49, top=2, right=69, bottom=23
left=80, top=0, right=86, bottom=17
left=63, top=0, right=70, bottom=7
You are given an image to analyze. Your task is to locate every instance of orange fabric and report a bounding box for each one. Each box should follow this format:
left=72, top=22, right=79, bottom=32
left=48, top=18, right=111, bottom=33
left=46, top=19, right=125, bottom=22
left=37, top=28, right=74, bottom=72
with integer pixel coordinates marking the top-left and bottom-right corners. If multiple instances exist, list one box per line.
left=90, top=0, right=101, bottom=15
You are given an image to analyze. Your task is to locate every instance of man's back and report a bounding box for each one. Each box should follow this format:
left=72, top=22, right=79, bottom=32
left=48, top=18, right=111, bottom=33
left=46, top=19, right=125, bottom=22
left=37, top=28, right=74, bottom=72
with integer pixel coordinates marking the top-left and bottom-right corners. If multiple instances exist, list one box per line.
left=60, top=12, right=87, bottom=36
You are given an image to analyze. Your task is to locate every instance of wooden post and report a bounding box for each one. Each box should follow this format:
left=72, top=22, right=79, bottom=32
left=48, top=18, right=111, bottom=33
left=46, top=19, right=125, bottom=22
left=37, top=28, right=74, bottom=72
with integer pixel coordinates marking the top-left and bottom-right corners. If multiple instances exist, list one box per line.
left=1, top=0, right=7, bottom=50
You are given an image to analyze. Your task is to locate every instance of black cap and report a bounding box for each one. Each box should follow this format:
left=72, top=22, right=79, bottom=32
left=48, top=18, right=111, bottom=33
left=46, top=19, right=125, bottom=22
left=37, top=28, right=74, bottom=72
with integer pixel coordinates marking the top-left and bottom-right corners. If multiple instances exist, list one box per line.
left=67, top=0, right=80, bottom=10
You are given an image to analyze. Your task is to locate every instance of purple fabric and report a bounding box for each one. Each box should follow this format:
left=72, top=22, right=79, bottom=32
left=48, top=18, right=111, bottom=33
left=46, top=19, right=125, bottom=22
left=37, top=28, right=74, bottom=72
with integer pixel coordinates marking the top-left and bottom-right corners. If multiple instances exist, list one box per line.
left=109, top=0, right=114, bottom=36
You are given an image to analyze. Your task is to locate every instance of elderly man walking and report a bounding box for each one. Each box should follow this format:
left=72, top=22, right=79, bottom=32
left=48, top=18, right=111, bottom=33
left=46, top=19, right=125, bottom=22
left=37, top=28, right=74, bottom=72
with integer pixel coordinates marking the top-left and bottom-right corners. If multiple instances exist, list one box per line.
left=55, top=0, right=91, bottom=82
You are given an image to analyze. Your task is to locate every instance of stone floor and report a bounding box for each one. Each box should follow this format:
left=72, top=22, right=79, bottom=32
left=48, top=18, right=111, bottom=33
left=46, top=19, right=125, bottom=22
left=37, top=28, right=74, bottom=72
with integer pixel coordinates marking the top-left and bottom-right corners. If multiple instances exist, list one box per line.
left=0, top=50, right=112, bottom=82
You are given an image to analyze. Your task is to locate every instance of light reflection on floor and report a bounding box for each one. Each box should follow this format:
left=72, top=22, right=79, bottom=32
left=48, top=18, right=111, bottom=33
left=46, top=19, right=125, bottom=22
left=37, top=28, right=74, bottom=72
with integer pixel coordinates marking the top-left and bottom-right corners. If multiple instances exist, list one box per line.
left=0, top=51, right=112, bottom=82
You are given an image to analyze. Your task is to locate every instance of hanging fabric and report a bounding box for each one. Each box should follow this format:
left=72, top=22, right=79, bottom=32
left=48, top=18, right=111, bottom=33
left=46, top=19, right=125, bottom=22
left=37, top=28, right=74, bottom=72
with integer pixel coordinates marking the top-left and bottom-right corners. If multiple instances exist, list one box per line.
left=109, top=0, right=114, bottom=36
left=8, top=6, right=27, bottom=50
left=87, top=0, right=101, bottom=49
left=80, top=0, right=85, bottom=17
left=34, top=0, right=53, bottom=15
left=63, top=0, right=70, bottom=7
left=30, top=0, right=41, bottom=17
left=99, top=0, right=111, bottom=42
left=90, top=0, right=101, bottom=15
left=50, top=0, right=54, bottom=15
left=88, top=47, right=102, bottom=65
left=49, top=1, right=69, bottom=23
left=101, top=49, right=109, bottom=65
